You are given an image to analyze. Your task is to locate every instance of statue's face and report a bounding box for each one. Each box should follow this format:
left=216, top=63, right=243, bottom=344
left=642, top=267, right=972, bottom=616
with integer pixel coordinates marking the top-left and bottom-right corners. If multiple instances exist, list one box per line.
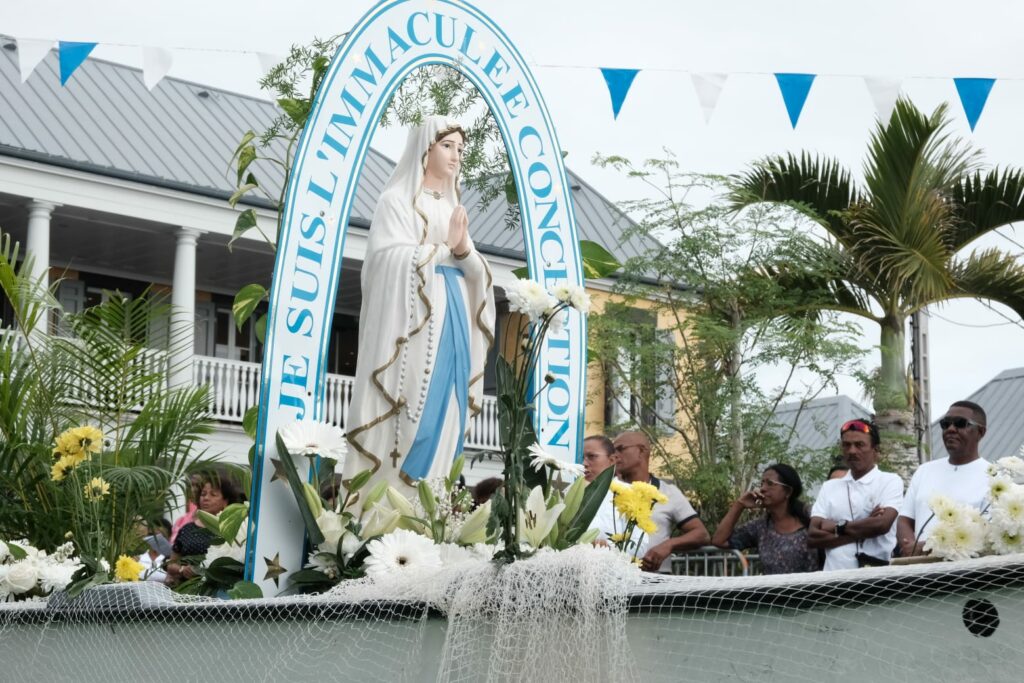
left=425, top=131, right=465, bottom=181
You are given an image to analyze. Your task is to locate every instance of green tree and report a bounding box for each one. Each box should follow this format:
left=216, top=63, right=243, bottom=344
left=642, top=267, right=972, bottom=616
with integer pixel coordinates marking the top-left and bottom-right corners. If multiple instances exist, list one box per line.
left=730, top=99, right=1024, bottom=471
left=589, top=157, right=864, bottom=527
left=0, top=232, right=220, bottom=569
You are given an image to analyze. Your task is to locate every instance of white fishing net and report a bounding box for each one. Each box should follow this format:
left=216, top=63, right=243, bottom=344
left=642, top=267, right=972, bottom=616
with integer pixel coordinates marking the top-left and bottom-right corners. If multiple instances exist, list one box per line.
left=2, top=552, right=1023, bottom=682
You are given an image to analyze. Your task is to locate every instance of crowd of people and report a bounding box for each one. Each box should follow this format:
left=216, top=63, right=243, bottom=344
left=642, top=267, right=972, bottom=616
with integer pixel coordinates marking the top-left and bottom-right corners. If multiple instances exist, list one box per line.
left=491, top=399, right=991, bottom=575
left=141, top=400, right=991, bottom=581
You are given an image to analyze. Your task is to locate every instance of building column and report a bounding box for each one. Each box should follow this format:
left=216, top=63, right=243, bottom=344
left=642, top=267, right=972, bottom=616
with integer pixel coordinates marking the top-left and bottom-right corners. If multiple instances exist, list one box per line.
left=170, top=227, right=202, bottom=389
left=24, top=199, right=59, bottom=333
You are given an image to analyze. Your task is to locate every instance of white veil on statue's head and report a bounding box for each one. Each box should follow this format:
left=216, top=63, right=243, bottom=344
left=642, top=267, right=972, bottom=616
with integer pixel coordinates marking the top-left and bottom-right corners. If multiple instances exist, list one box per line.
left=381, top=114, right=465, bottom=208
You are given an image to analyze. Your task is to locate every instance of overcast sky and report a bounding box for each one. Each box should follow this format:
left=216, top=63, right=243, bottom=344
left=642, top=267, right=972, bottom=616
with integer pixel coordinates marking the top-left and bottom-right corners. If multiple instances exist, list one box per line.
left=4, top=0, right=1023, bottom=426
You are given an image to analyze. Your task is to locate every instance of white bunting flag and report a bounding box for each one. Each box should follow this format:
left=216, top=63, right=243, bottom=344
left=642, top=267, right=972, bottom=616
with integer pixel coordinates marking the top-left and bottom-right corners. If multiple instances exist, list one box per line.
left=16, top=38, right=54, bottom=83
left=864, top=76, right=902, bottom=124
left=256, top=52, right=284, bottom=77
left=142, top=47, right=173, bottom=90
left=691, top=73, right=728, bottom=123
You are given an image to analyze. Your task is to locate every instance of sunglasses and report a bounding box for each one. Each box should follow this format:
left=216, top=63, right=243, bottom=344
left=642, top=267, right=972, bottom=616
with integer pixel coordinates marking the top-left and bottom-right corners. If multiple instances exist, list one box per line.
left=939, top=416, right=983, bottom=431
left=841, top=420, right=873, bottom=435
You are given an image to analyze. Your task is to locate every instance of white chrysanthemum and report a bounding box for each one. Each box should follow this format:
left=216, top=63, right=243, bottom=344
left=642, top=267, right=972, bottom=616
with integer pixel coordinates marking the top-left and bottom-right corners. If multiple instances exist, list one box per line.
left=527, top=443, right=585, bottom=477
left=991, top=490, right=1024, bottom=533
left=990, top=475, right=1014, bottom=502
left=929, top=494, right=965, bottom=525
left=278, top=420, right=348, bottom=461
left=924, top=523, right=954, bottom=558
left=506, top=279, right=557, bottom=322
left=551, top=283, right=591, bottom=314
left=995, top=456, right=1024, bottom=484
left=38, top=564, right=76, bottom=594
left=4, top=562, right=38, bottom=594
left=949, top=519, right=987, bottom=560
left=437, top=543, right=486, bottom=568
left=988, top=526, right=1024, bottom=555
left=363, top=529, right=442, bottom=581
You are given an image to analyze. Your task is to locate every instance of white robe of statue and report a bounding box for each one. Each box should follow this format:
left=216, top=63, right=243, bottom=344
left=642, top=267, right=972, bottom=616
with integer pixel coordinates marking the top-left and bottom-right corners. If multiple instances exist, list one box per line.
left=343, top=116, right=495, bottom=495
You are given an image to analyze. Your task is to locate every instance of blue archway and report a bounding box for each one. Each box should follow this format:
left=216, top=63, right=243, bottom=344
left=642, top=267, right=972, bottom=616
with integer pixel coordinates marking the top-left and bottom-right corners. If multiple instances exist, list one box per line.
left=245, top=0, right=586, bottom=593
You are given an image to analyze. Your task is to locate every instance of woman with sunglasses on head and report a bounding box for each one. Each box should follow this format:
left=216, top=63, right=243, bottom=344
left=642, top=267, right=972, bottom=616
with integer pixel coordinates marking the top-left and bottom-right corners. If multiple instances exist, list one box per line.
left=711, top=464, right=820, bottom=574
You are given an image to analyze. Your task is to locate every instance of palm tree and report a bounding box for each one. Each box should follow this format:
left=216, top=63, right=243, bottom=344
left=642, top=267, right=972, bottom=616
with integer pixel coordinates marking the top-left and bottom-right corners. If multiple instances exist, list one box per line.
left=730, top=98, right=1024, bottom=467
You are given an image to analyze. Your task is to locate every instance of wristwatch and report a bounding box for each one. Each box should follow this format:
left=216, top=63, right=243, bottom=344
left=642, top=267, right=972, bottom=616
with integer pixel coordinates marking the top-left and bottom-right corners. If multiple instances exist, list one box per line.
left=836, top=521, right=848, bottom=536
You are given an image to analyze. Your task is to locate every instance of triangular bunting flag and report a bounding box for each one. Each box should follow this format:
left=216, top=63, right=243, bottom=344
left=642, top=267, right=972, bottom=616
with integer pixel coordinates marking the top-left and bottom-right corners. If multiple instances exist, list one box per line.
left=256, top=52, right=284, bottom=77
left=691, top=73, right=728, bottom=123
left=863, top=76, right=902, bottom=124
left=142, top=47, right=173, bottom=90
left=58, top=41, right=97, bottom=85
left=774, top=73, right=816, bottom=128
left=15, top=38, right=54, bottom=83
left=954, top=77, right=996, bottom=132
left=599, top=68, right=639, bottom=120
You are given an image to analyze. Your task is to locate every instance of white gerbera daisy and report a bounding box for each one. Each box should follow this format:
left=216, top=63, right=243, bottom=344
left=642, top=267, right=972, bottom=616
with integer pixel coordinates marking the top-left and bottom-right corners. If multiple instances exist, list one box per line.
left=363, top=529, right=441, bottom=581
left=278, top=420, right=347, bottom=461
left=527, top=443, right=585, bottom=477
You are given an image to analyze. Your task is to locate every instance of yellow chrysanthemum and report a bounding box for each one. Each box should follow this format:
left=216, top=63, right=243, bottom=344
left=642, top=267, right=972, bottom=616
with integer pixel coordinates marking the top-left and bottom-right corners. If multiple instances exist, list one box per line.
left=636, top=515, right=658, bottom=535
left=50, top=455, right=77, bottom=482
left=114, top=555, right=144, bottom=582
left=610, top=532, right=628, bottom=543
left=52, top=431, right=82, bottom=460
left=70, top=425, right=104, bottom=454
left=83, top=477, right=111, bottom=502
left=631, top=481, right=669, bottom=507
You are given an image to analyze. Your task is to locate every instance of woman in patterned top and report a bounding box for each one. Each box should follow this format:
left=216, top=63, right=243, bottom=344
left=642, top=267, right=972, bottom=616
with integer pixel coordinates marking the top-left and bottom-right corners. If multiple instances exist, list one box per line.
left=711, top=463, right=820, bottom=574
left=164, top=472, right=244, bottom=586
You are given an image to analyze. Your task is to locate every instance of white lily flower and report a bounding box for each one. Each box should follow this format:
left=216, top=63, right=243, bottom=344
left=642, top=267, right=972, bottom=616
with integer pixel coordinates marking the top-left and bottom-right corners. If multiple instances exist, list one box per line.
left=456, top=500, right=492, bottom=545
left=527, top=443, right=585, bottom=477
left=518, top=485, right=565, bottom=548
left=278, top=420, right=347, bottom=461
left=362, top=504, right=402, bottom=538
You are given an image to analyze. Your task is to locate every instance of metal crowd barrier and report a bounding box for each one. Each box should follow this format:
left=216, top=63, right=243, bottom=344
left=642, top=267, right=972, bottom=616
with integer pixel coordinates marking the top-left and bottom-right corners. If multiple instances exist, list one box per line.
left=668, top=546, right=752, bottom=577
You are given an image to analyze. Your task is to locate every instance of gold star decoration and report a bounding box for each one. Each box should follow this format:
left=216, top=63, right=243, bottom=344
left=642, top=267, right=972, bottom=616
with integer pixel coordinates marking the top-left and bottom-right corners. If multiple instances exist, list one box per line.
left=269, top=458, right=287, bottom=483
left=263, top=553, right=286, bottom=587
left=550, top=472, right=570, bottom=494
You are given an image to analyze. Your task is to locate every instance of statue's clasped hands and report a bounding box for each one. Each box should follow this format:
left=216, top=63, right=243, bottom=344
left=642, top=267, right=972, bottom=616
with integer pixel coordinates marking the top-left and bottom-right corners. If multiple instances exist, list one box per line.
left=447, top=205, right=470, bottom=258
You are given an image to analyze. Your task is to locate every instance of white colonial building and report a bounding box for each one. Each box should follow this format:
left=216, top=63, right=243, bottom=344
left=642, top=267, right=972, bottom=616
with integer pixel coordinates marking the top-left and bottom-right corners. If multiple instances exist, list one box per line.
left=0, top=39, right=657, bottom=481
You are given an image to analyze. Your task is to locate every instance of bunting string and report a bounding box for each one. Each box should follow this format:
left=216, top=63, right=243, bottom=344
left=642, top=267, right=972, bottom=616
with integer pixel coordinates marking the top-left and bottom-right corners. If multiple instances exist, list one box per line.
left=2, top=33, right=1011, bottom=130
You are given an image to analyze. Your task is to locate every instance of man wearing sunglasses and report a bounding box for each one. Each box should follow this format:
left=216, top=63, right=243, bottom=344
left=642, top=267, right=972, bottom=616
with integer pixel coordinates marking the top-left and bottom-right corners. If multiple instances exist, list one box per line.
left=808, top=419, right=904, bottom=570
left=897, top=401, right=989, bottom=557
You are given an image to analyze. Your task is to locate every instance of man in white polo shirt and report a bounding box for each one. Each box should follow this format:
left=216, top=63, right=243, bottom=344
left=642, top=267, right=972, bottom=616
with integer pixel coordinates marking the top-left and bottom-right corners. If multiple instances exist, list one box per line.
left=809, top=419, right=904, bottom=570
left=897, top=401, right=990, bottom=557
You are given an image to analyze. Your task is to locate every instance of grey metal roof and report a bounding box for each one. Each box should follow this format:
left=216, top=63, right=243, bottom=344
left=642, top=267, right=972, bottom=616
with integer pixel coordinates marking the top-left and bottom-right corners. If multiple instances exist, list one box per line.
left=771, top=394, right=873, bottom=454
left=928, top=367, right=1024, bottom=462
left=0, top=38, right=656, bottom=263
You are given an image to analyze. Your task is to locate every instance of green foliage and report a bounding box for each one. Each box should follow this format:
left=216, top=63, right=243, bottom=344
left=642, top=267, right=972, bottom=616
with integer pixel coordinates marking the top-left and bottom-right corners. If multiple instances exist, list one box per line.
left=731, top=98, right=1024, bottom=413
left=0, top=231, right=219, bottom=568
left=588, top=159, right=864, bottom=527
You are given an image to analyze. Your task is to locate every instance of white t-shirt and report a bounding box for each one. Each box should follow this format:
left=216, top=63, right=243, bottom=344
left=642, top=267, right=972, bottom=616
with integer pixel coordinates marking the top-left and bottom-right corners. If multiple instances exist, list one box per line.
left=810, top=466, right=904, bottom=571
left=592, top=477, right=699, bottom=572
left=899, top=457, right=989, bottom=543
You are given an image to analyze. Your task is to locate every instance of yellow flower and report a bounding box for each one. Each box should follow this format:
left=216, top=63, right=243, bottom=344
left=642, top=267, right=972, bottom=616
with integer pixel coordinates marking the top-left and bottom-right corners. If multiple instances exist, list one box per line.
left=52, top=431, right=82, bottom=460
left=610, top=532, right=628, bottom=543
left=83, top=477, right=110, bottom=501
left=50, top=455, right=77, bottom=481
left=631, top=481, right=669, bottom=507
left=114, top=555, right=144, bottom=582
left=70, top=425, right=104, bottom=455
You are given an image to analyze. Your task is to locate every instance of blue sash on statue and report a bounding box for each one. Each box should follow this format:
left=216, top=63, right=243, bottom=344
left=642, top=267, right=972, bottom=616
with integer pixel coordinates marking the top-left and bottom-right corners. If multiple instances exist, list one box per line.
left=401, top=266, right=470, bottom=481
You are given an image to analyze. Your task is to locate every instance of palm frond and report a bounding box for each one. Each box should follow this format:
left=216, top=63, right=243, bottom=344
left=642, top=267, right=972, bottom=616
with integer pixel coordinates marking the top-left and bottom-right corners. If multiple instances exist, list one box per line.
left=944, top=248, right=1024, bottom=319
left=949, top=168, right=1024, bottom=250
left=729, top=152, right=859, bottom=244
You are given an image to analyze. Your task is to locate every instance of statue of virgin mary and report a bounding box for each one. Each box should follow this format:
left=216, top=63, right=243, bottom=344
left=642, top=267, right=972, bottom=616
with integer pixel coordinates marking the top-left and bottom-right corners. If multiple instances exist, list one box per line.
left=343, top=116, right=495, bottom=495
